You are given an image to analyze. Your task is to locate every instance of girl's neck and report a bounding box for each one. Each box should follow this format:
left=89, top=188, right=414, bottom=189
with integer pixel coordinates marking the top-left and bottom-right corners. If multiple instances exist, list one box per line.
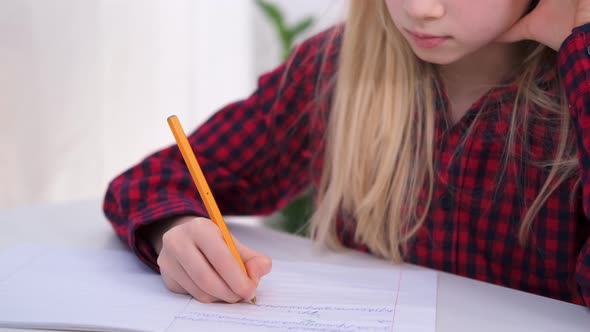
left=436, top=42, right=523, bottom=125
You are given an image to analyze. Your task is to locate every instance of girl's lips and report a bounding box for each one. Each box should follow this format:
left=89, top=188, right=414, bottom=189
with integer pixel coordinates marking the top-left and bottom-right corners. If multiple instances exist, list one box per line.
left=405, top=29, right=450, bottom=49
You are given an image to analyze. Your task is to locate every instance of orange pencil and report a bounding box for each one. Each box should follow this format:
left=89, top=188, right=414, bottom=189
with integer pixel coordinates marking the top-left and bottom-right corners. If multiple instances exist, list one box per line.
left=167, top=115, right=256, bottom=304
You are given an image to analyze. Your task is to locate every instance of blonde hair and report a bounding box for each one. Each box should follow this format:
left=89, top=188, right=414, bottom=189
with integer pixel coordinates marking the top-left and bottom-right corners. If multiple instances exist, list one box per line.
left=309, top=0, right=579, bottom=262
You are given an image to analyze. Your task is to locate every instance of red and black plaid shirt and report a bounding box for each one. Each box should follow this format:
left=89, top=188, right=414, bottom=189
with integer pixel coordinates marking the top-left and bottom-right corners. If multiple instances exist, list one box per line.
left=104, top=24, right=590, bottom=307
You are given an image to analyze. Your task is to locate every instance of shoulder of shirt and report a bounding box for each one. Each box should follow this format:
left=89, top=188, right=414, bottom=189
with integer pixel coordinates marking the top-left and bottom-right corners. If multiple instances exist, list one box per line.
left=287, top=24, right=344, bottom=71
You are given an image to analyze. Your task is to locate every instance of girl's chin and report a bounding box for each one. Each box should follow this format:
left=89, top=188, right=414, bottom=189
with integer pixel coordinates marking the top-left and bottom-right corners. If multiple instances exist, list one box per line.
left=411, top=49, right=464, bottom=66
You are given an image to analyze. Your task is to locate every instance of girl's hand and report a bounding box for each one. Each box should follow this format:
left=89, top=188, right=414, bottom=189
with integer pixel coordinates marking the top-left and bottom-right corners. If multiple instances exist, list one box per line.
left=499, top=0, right=590, bottom=51
left=153, top=216, right=272, bottom=303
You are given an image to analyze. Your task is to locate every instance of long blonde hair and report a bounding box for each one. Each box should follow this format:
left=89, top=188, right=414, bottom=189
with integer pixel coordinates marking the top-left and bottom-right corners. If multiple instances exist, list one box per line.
left=309, top=0, right=579, bottom=262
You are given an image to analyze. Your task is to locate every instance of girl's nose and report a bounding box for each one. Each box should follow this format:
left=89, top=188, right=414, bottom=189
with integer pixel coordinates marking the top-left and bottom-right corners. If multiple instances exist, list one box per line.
left=403, top=0, right=445, bottom=20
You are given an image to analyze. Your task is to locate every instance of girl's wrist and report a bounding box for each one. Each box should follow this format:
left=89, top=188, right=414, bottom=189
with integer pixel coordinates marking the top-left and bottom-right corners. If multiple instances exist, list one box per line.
left=140, top=216, right=195, bottom=254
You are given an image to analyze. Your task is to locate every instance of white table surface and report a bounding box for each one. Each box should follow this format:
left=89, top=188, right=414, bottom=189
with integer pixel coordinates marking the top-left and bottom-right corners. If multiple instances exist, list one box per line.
left=1, top=200, right=589, bottom=332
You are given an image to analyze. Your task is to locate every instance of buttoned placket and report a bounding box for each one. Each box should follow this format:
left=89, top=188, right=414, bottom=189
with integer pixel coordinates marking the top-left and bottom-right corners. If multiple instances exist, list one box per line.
left=429, top=83, right=510, bottom=274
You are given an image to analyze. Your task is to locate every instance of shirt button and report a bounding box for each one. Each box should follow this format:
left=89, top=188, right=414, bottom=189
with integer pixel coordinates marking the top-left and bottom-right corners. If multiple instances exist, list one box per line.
left=439, top=193, right=453, bottom=211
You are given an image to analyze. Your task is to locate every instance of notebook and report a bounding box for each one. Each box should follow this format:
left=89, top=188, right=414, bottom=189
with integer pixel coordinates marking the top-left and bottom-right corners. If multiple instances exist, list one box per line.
left=0, top=245, right=437, bottom=332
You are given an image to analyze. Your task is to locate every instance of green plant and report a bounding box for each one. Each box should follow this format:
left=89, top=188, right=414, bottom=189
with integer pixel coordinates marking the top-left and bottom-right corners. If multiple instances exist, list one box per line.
left=255, top=0, right=315, bottom=235
left=255, top=0, right=315, bottom=61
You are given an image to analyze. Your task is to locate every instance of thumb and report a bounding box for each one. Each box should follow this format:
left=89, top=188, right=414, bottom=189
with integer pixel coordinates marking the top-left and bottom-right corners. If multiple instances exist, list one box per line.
left=234, top=238, right=272, bottom=283
left=245, top=256, right=272, bottom=284
left=498, top=17, right=532, bottom=43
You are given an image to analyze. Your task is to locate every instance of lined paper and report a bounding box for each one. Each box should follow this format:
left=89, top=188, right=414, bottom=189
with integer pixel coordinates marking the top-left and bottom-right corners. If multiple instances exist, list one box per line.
left=0, top=246, right=437, bottom=332
left=170, top=261, right=437, bottom=331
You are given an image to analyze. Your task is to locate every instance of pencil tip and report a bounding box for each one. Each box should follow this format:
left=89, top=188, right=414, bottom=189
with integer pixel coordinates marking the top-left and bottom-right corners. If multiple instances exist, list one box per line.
left=251, top=297, right=257, bottom=304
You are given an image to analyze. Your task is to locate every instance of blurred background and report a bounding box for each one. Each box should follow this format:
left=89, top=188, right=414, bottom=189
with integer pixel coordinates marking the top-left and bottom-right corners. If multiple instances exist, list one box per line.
left=0, top=0, right=347, bottom=210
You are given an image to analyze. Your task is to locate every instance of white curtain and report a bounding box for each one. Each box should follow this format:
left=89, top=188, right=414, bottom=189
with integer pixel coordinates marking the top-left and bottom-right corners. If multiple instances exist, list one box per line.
left=0, top=0, right=345, bottom=209
left=0, top=0, right=255, bottom=208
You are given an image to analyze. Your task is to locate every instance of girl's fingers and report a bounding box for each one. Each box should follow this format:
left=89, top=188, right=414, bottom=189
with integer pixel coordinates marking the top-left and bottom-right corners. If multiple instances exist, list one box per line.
left=193, top=222, right=257, bottom=300
left=157, top=217, right=270, bottom=303
left=161, top=271, right=186, bottom=294
left=176, top=242, right=244, bottom=303
left=159, top=257, right=219, bottom=303
left=234, top=238, right=272, bottom=284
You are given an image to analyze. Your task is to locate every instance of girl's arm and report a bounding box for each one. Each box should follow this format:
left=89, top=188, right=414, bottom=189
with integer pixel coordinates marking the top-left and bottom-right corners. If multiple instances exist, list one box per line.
left=559, top=23, right=590, bottom=307
left=103, top=27, right=340, bottom=270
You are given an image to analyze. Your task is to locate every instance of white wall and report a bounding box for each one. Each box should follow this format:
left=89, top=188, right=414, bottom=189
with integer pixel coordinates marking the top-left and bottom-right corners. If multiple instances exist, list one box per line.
left=1, top=1, right=104, bottom=208
left=99, top=0, right=256, bottom=190
left=0, top=0, right=346, bottom=209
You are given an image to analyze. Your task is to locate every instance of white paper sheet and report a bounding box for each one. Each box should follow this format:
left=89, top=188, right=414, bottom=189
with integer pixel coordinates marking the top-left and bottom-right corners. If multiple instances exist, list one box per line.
left=169, top=261, right=437, bottom=332
left=0, top=246, right=437, bottom=332
left=0, top=246, right=191, bottom=332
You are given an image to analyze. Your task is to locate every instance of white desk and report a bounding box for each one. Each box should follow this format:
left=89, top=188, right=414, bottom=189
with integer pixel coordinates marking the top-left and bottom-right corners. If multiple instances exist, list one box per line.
left=1, top=200, right=589, bottom=332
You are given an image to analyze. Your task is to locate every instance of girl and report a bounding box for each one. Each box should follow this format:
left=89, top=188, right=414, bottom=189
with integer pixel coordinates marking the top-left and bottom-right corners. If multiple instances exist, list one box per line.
left=104, top=0, right=590, bottom=308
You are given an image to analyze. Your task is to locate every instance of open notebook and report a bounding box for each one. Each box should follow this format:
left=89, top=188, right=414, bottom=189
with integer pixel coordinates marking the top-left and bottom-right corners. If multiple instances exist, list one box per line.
left=0, top=246, right=437, bottom=332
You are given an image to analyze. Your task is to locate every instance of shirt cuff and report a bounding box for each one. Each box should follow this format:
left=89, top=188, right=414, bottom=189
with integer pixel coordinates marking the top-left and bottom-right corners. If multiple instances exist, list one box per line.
left=127, top=196, right=208, bottom=271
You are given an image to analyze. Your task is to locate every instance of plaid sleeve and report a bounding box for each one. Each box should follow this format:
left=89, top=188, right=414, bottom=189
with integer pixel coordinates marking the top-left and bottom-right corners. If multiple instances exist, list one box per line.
left=102, top=28, right=339, bottom=271
left=559, top=23, right=590, bottom=307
